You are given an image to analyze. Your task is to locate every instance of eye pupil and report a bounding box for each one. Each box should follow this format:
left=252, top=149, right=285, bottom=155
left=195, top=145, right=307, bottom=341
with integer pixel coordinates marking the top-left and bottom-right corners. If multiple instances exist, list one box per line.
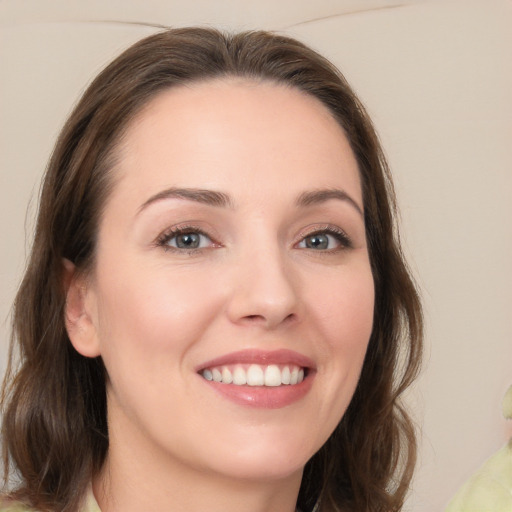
left=176, top=233, right=200, bottom=248
left=306, top=234, right=329, bottom=250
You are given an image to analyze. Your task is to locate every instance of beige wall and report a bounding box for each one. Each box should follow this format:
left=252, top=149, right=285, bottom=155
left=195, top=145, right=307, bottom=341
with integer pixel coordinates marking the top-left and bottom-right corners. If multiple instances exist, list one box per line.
left=1, top=1, right=511, bottom=510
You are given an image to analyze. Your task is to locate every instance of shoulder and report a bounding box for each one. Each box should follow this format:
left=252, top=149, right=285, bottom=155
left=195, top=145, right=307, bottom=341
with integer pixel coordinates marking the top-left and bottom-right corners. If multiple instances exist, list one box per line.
left=0, top=499, right=35, bottom=512
left=445, top=442, right=512, bottom=512
left=0, top=485, right=99, bottom=512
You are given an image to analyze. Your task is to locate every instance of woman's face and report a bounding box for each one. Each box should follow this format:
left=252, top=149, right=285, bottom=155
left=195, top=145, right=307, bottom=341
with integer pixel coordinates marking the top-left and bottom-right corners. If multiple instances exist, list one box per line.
left=74, top=80, right=374, bottom=483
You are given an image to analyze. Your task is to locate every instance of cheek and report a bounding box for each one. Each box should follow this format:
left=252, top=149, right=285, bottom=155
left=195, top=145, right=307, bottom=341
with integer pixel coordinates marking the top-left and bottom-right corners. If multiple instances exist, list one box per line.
left=313, top=265, right=375, bottom=352
left=93, top=264, right=225, bottom=365
left=308, top=263, right=374, bottom=408
left=93, top=265, right=228, bottom=433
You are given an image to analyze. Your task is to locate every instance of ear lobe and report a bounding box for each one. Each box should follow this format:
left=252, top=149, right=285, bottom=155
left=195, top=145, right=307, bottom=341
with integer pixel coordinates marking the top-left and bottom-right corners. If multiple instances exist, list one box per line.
left=63, top=258, right=101, bottom=358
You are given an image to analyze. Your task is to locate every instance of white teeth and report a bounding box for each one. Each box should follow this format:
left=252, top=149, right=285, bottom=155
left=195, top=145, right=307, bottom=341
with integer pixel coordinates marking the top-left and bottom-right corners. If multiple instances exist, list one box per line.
left=221, top=367, right=233, bottom=384
left=281, top=366, right=291, bottom=384
left=247, top=365, right=264, bottom=386
left=201, top=364, right=306, bottom=387
left=264, top=365, right=282, bottom=387
left=232, top=366, right=247, bottom=385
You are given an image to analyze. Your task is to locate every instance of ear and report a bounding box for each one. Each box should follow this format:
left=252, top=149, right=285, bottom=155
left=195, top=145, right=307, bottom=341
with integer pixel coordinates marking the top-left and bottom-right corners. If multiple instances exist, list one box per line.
left=63, top=258, right=101, bottom=358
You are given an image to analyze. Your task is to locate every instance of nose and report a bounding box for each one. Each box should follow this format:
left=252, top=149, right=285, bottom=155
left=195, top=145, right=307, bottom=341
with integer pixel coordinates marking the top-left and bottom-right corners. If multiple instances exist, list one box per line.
left=226, top=246, right=300, bottom=329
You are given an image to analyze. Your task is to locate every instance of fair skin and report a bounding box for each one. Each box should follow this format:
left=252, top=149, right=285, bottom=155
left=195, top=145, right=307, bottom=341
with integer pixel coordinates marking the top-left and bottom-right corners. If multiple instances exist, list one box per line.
left=65, top=79, right=375, bottom=512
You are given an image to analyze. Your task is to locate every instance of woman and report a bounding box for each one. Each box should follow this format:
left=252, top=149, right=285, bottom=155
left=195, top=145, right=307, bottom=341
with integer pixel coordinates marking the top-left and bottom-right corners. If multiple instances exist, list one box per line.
left=1, top=28, right=422, bottom=512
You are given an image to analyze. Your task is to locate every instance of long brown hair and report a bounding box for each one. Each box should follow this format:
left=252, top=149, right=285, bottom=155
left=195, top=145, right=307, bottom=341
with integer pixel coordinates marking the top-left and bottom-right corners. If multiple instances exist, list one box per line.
left=1, top=28, right=422, bottom=512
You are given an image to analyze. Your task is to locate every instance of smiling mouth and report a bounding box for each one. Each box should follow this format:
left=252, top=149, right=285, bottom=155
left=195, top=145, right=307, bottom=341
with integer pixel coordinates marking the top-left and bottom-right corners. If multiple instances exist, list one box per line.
left=200, top=364, right=306, bottom=387
left=197, top=350, right=315, bottom=408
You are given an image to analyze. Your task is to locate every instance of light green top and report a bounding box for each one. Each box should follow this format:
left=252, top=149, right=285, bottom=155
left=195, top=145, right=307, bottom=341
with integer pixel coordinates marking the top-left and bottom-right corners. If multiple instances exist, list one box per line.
left=445, top=441, right=512, bottom=512
left=446, top=385, right=512, bottom=512
left=81, top=488, right=102, bottom=512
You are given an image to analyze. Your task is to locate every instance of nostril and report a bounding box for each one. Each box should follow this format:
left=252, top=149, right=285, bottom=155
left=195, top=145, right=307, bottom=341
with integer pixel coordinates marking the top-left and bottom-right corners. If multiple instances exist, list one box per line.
left=242, top=313, right=296, bottom=325
left=243, top=314, right=264, bottom=322
left=283, top=313, right=296, bottom=324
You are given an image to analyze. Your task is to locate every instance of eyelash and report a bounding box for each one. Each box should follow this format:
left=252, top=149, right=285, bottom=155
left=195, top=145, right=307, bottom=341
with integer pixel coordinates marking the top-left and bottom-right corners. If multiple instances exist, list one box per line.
left=296, top=225, right=353, bottom=252
left=156, top=225, right=217, bottom=254
left=155, top=224, right=353, bottom=254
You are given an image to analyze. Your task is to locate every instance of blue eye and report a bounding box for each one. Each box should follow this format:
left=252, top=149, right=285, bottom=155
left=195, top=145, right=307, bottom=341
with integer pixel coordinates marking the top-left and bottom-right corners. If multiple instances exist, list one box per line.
left=159, top=229, right=213, bottom=251
left=298, top=229, right=351, bottom=251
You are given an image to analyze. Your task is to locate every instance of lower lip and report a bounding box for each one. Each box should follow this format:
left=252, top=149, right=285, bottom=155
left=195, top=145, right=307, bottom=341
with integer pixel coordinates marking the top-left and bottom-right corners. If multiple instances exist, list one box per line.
left=200, top=373, right=315, bottom=409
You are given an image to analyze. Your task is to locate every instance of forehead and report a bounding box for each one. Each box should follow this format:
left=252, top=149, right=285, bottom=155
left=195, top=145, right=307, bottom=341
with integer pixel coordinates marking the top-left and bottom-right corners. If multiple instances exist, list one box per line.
left=110, top=78, right=361, bottom=207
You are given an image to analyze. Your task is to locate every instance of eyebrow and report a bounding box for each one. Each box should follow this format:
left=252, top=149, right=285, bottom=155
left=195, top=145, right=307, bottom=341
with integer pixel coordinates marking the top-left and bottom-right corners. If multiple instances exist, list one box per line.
left=296, top=189, right=364, bottom=217
left=138, top=187, right=234, bottom=214
left=138, top=186, right=363, bottom=217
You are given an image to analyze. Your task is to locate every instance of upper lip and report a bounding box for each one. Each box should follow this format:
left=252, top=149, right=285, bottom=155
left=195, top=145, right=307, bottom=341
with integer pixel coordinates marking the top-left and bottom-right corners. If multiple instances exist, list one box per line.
left=196, top=349, right=316, bottom=372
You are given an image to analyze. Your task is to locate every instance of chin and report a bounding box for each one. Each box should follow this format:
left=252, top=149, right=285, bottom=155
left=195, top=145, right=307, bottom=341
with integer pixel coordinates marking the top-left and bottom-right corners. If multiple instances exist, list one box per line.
left=211, top=454, right=306, bottom=483
left=198, top=429, right=320, bottom=483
